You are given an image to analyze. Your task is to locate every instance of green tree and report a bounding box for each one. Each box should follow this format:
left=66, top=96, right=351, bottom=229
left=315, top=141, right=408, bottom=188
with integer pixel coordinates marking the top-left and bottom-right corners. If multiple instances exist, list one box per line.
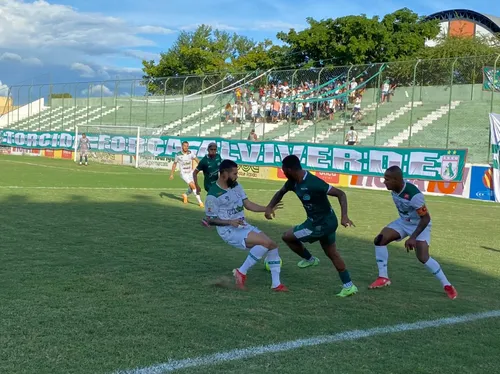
left=142, top=25, right=281, bottom=95
left=276, top=8, right=440, bottom=66
left=49, top=93, right=72, bottom=99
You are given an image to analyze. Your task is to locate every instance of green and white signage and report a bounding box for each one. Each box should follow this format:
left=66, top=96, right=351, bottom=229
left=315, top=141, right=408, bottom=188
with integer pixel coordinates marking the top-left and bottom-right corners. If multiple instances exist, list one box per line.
left=0, top=129, right=467, bottom=181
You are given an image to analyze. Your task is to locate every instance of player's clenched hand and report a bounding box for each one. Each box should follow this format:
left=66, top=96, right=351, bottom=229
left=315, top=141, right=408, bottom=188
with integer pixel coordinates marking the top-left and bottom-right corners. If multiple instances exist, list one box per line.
left=264, top=204, right=281, bottom=220
left=230, top=218, right=245, bottom=227
left=341, top=216, right=355, bottom=227
left=405, top=238, right=417, bottom=252
left=169, top=174, right=174, bottom=180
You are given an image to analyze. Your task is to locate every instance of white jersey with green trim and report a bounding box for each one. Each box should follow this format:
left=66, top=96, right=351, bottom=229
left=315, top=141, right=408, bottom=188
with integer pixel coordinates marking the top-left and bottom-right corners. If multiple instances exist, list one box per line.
left=174, top=151, right=196, bottom=174
left=391, top=181, right=430, bottom=225
left=205, top=183, right=247, bottom=233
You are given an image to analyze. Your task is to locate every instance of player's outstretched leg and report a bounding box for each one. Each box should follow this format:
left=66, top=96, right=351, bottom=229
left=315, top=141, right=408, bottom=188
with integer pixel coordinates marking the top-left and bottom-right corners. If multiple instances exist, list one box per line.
left=415, top=241, right=457, bottom=300
left=182, top=186, right=192, bottom=204
left=84, top=154, right=88, bottom=166
left=369, top=227, right=401, bottom=289
left=281, top=229, right=319, bottom=268
left=234, top=230, right=288, bottom=292
left=320, top=240, right=358, bottom=297
left=79, top=154, right=83, bottom=165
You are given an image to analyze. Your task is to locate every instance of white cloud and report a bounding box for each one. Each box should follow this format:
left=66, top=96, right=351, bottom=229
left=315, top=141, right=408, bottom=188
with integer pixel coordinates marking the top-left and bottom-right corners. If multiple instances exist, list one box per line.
left=0, top=80, right=9, bottom=96
left=0, top=52, right=42, bottom=66
left=70, top=63, right=96, bottom=78
left=81, top=84, right=113, bottom=97
left=124, top=50, right=161, bottom=62
left=0, top=0, right=172, bottom=67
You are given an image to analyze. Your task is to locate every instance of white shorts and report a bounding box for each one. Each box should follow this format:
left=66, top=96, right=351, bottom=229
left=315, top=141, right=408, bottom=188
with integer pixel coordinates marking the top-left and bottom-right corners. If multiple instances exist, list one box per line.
left=217, top=224, right=261, bottom=250
left=180, top=172, right=194, bottom=185
left=387, top=218, right=432, bottom=245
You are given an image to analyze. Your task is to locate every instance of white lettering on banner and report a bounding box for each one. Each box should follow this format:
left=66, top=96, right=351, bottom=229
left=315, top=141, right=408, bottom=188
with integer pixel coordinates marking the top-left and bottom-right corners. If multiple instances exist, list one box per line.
left=60, top=133, right=73, bottom=148
left=408, top=151, right=439, bottom=178
left=276, top=144, right=306, bottom=164
left=307, top=145, right=330, bottom=169
left=332, top=147, right=363, bottom=172
left=14, top=132, right=25, bottom=146
left=263, top=143, right=275, bottom=163
left=39, top=133, right=50, bottom=147
left=111, top=137, right=126, bottom=153
left=369, top=150, right=403, bottom=172
left=238, top=143, right=261, bottom=164
left=26, top=133, right=38, bottom=147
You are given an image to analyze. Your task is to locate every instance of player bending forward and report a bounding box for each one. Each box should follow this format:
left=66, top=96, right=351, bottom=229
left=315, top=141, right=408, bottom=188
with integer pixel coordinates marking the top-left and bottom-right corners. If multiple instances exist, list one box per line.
left=170, top=141, right=203, bottom=207
left=204, top=159, right=288, bottom=292
left=78, top=133, right=91, bottom=166
left=265, top=155, right=358, bottom=297
left=369, top=166, right=458, bottom=300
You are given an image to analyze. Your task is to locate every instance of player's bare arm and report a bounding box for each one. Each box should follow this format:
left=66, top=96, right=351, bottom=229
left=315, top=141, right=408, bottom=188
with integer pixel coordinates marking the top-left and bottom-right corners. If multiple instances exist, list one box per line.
left=265, top=186, right=288, bottom=219
left=327, top=186, right=355, bottom=227
left=244, top=199, right=283, bottom=213
left=205, top=216, right=244, bottom=227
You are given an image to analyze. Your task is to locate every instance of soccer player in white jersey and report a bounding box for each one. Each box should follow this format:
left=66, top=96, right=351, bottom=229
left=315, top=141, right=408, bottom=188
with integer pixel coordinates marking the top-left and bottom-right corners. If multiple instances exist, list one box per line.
left=170, top=141, right=203, bottom=207
left=204, top=159, right=288, bottom=292
left=369, top=166, right=458, bottom=300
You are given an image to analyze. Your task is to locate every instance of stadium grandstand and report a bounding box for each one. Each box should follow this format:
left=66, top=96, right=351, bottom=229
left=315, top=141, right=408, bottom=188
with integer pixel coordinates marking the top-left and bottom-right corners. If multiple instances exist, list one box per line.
left=0, top=8, right=499, bottom=165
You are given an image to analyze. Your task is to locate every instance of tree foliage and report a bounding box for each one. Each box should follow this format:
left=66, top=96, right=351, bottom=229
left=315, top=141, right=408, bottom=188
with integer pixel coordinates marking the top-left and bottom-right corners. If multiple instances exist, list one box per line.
left=276, top=8, right=440, bottom=66
left=49, top=93, right=72, bottom=99
left=142, top=8, right=500, bottom=94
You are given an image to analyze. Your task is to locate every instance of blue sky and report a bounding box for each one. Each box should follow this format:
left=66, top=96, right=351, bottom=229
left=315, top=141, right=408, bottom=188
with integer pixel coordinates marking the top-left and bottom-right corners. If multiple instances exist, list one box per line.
left=0, top=0, right=499, bottom=100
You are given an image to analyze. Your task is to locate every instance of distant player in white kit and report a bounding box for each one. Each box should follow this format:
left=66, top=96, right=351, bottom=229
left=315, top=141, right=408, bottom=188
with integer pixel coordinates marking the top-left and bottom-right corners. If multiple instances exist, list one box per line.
left=369, top=166, right=458, bottom=300
left=170, top=141, right=203, bottom=207
left=78, top=133, right=91, bottom=166
left=204, top=159, right=288, bottom=292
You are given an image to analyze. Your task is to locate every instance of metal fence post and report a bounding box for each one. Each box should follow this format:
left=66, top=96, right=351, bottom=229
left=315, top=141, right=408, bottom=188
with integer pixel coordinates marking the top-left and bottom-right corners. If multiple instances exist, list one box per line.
left=445, top=58, right=458, bottom=149
left=180, top=77, right=188, bottom=128
left=408, top=59, right=421, bottom=146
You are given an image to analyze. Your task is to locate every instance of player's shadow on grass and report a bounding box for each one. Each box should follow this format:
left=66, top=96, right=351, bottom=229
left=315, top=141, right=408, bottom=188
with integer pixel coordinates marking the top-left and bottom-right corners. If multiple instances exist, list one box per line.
left=159, top=191, right=199, bottom=206
left=481, top=246, right=500, bottom=253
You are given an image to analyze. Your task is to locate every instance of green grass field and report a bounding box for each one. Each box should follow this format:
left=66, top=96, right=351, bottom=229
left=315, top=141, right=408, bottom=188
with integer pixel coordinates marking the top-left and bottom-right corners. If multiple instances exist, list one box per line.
left=1, top=155, right=500, bottom=374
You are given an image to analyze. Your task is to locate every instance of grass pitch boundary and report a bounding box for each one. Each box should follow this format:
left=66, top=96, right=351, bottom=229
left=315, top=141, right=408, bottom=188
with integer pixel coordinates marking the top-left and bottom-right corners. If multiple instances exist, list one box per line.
left=114, top=310, right=500, bottom=374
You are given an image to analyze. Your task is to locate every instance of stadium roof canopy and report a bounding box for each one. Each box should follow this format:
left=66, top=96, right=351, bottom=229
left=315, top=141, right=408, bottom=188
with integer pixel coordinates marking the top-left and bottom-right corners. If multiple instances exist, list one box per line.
left=425, top=9, right=500, bottom=35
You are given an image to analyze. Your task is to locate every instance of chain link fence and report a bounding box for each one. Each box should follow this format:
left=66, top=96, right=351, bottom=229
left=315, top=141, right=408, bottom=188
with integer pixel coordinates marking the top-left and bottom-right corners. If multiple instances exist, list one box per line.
left=1, top=55, right=499, bottom=163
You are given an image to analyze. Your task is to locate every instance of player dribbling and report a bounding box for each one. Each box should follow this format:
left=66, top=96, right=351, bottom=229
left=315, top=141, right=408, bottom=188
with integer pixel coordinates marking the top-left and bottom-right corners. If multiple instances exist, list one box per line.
left=204, top=159, right=288, bottom=292
left=170, top=141, right=203, bottom=207
left=265, top=155, right=358, bottom=297
left=369, top=166, right=458, bottom=300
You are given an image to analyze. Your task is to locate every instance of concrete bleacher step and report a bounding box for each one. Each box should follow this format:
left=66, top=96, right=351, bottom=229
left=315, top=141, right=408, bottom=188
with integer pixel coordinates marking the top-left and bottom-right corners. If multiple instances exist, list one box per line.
left=157, top=104, right=216, bottom=133
left=358, top=101, right=423, bottom=143
left=384, top=101, right=461, bottom=147
left=312, top=103, right=378, bottom=143
left=274, top=121, right=315, bottom=141
left=221, top=122, right=254, bottom=139
left=64, top=107, right=120, bottom=132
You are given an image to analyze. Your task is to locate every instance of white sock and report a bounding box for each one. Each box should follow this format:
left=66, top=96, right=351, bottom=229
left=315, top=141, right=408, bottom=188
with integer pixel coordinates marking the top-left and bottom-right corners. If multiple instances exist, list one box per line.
left=266, top=248, right=282, bottom=288
left=239, top=245, right=268, bottom=275
left=195, top=193, right=202, bottom=203
left=424, top=257, right=451, bottom=287
left=375, top=246, right=389, bottom=278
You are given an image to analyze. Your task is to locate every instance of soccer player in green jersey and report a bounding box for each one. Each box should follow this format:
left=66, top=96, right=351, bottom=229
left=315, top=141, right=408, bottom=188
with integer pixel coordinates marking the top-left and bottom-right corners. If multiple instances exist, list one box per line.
left=265, top=155, right=358, bottom=297
left=193, top=142, right=222, bottom=194
left=369, top=166, right=458, bottom=300
left=204, top=159, right=288, bottom=292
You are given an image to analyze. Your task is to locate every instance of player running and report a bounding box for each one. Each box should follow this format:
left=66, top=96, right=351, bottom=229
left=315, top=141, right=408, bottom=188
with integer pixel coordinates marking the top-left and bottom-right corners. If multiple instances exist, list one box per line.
left=170, top=141, right=203, bottom=207
left=204, top=159, right=288, bottom=292
left=265, top=155, right=358, bottom=297
left=369, top=165, right=458, bottom=300
left=193, top=142, right=222, bottom=194
left=78, top=133, right=91, bottom=166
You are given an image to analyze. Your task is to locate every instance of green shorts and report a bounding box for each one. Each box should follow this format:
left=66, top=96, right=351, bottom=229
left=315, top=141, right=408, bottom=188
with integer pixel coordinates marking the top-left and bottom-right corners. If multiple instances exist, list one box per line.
left=293, top=216, right=338, bottom=245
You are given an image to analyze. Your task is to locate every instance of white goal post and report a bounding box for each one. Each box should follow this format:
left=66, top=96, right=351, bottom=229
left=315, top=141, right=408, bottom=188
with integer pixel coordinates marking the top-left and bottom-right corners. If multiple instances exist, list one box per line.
left=73, top=124, right=173, bottom=169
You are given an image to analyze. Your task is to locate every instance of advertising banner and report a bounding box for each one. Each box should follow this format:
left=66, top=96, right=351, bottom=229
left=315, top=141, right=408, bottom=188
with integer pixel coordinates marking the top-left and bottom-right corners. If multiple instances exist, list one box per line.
left=0, top=129, right=467, bottom=182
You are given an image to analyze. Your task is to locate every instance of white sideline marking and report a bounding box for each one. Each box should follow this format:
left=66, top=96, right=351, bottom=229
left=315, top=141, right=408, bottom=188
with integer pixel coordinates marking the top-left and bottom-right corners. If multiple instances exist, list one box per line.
left=114, top=310, right=500, bottom=374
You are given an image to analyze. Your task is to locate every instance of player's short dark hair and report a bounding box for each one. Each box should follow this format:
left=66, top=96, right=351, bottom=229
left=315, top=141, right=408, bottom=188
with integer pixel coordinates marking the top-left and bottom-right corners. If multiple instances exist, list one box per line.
left=219, top=159, right=237, bottom=173
left=182, top=141, right=188, bottom=145
left=282, top=155, right=302, bottom=171
left=386, top=165, right=403, bottom=178
left=208, top=142, right=217, bottom=150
